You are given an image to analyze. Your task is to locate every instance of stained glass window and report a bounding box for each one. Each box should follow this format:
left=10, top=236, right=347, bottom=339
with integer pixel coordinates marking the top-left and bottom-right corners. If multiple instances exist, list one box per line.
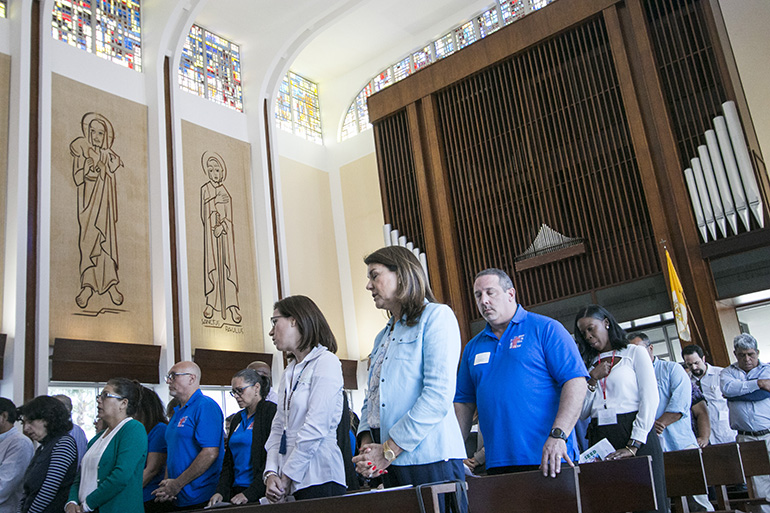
left=393, top=57, right=411, bottom=82
left=340, top=0, right=559, bottom=141
left=52, top=0, right=142, bottom=71
left=0, top=1, right=6, bottom=18
left=275, top=71, right=322, bottom=145
left=477, top=7, right=501, bottom=37
left=178, top=24, right=243, bottom=112
left=434, top=33, right=455, bottom=59
left=500, top=0, right=525, bottom=24
left=455, top=21, right=477, bottom=50
left=413, top=46, right=433, bottom=71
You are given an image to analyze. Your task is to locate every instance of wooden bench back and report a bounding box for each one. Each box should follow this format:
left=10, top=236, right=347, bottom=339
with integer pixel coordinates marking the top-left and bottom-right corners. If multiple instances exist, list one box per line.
left=664, top=448, right=708, bottom=497
left=466, top=466, right=581, bottom=513
left=739, top=440, right=770, bottom=478
left=702, top=442, right=746, bottom=486
left=579, top=456, right=657, bottom=513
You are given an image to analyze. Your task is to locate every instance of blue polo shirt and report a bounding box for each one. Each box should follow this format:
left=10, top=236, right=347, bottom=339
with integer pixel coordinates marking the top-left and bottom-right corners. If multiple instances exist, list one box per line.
left=455, top=306, right=588, bottom=468
left=143, top=422, right=167, bottom=502
left=229, top=409, right=255, bottom=488
left=166, top=389, right=225, bottom=506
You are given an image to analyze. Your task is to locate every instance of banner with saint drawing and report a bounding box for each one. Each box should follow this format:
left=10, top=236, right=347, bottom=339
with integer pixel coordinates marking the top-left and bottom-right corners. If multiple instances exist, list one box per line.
left=666, top=249, right=691, bottom=342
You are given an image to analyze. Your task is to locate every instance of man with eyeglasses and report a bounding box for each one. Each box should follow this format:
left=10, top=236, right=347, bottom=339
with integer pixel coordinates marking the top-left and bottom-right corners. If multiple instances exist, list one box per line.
left=721, top=334, right=770, bottom=513
left=153, top=361, right=224, bottom=511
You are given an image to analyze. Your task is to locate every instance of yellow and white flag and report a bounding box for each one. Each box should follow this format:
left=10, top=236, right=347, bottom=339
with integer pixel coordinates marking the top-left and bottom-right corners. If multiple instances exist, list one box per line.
left=666, top=249, right=691, bottom=342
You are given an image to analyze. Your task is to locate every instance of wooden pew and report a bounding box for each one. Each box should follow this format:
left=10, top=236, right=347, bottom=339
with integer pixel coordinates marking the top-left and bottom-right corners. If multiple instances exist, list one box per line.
left=579, top=456, right=657, bottom=513
left=466, top=466, right=581, bottom=513
left=663, top=448, right=708, bottom=513
left=701, top=442, right=747, bottom=511
left=188, top=482, right=460, bottom=513
left=728, top=440, right=770, bottom=510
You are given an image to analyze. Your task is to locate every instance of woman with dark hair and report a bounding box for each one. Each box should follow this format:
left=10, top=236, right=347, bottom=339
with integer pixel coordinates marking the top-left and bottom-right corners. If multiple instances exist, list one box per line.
left=133, top=384, right=170, bottom=513
left=353, top=246, right=466, bottom=503
left=574, top=305, right=667, bottom=513
left=65, top=378, right=148, bottom=513
left=18, top=396, right=78, bottom=513
left=208, top=369, right=277, bottom=507
left=263, top=295, right=346, bottom=503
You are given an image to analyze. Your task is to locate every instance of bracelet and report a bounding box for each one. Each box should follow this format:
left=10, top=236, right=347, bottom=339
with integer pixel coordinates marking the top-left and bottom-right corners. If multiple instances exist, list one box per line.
left=587, top=382, right=597, bottom=392
left=263, top=471, right=278, bottom=485
left=624, top=446, right=638, bottom=455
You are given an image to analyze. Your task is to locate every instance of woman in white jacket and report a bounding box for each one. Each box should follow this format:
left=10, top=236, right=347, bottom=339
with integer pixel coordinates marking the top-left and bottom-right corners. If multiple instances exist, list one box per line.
left=575, top=304, right=666, bottom=513
left=263, top=295, right=346, bottom=503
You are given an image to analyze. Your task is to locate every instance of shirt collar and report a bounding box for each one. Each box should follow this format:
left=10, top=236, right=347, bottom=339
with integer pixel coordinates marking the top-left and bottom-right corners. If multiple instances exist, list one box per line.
left=481, top=304, right=525, bottom=339
left=0, top=425, right=17, bottom=443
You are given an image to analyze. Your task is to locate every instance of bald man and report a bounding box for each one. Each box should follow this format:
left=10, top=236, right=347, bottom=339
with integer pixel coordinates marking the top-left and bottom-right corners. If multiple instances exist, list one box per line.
left=247, top=361, right=278, bottom=404
left=154, top=361, right=224, bottom=510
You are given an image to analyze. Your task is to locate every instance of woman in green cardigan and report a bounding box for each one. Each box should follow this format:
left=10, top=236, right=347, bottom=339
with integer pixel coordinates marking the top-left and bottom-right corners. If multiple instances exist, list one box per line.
left=65, top=378, right=148, bottom=513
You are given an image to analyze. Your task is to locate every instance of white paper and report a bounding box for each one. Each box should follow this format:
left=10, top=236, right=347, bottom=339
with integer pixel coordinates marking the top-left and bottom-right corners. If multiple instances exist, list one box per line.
left=579, top=438, right=616, bottom=464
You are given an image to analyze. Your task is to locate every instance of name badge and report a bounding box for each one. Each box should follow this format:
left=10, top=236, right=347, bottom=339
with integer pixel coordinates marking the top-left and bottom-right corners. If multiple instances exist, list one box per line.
left=598, top=408, right=617, bottom=426
left=719, top=409, right=728, bottom=421
left=474, top=352, right=491, bottom=365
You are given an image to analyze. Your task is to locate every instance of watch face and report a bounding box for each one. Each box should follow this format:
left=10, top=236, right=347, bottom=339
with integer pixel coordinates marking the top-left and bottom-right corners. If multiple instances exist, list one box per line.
left=550, top=428, right=566, bottom=440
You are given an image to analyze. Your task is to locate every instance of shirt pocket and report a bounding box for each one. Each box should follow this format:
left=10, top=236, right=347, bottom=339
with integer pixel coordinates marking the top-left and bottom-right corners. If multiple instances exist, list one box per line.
left=394, top=336, right=420, bottom=361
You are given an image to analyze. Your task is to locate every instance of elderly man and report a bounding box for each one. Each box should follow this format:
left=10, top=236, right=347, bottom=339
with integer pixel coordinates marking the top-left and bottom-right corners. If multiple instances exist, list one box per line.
left=0, top=398, right=33, bottom=513
left=454, top=268, right=588, bottom=478
left=629, top=333, right=714, bottom=511
left=721, top=334, right=770, bottom=513
left=247, top=360, right=278, bottom=404
left=154, top=361, right=224, bottom=510
left=682, top=344, right=737, bottom=444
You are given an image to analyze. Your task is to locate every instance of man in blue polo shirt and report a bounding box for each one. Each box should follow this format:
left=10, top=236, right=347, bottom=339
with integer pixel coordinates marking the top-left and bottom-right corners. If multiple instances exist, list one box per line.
left=154, top=361, right=224, bottom=510
left=454, top=268, right=588, bottom=478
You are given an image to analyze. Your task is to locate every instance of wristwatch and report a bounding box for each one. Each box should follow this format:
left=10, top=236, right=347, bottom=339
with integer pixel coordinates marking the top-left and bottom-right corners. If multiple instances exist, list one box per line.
left=383, top=440, right=397, bottom=462
left=549, top=427, right=568, bottom=442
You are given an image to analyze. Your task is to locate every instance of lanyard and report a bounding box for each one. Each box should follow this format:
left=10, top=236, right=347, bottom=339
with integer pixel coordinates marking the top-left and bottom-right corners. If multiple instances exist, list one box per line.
left=598, top=351, right=616, bottom=406
left=280, top=360, right=309, bottom=455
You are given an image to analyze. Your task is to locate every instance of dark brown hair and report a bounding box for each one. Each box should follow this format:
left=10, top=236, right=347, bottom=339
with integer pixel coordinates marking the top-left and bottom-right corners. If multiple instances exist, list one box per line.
left=274, top=295, right=337, bottom=360
left=364, top=246, right=436, bottom=326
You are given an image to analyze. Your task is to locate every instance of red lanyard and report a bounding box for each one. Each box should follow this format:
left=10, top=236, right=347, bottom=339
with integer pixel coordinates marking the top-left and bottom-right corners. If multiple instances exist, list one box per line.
left=598, top=351, right=616, bottom=403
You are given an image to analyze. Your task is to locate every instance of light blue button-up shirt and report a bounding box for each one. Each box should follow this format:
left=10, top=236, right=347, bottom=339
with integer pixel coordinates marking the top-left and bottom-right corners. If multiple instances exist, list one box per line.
left=653, top=358, right=697, bottom=451
left=358, top=302, right=466, bottom=466
left=721, top=361, right=770, bottom=432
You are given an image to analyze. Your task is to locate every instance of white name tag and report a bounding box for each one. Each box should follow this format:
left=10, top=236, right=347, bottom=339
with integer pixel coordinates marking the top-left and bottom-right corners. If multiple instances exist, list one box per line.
left=474, top=352, right=491, bottom=365
left=719, top=409, right=728, bottom=421
left=598, top=408, right=618, bottom=426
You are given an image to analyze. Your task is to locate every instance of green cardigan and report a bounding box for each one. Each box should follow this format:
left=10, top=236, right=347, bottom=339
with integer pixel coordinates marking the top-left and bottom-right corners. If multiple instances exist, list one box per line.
left=68, top=419, right=148, bottom=513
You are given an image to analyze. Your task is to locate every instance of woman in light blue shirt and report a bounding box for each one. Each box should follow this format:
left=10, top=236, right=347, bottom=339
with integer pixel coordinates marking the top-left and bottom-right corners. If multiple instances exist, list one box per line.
left=353, top=246, right=466, bottom=501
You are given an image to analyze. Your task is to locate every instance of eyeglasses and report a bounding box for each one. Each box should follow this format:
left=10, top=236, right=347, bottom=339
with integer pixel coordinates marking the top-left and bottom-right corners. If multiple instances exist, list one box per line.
left=270, top=315, right=287, bottom=327
left=165, top=372, right=193, bottom=383
left=229, top=384, right=256, bottom=397
left=97, top=391, right=124, bottom=401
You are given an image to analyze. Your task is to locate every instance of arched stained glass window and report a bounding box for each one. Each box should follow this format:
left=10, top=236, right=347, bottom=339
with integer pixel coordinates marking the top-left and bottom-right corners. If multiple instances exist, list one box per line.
left=178, top=24, right=243, bottom=112
left=52, top=0, right=142, bottom=71
left=339, top=0, right=556, bottom=141
left=275, top=71, right=323, bottom=145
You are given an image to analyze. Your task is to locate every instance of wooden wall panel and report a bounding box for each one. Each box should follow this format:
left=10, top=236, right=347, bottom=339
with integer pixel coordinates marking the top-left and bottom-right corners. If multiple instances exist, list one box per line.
left=436, top=16, right=659, bottom=312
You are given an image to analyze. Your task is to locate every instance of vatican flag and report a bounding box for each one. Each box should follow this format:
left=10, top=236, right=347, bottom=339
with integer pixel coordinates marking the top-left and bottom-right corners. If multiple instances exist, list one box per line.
left=666, top=250, right=691, bottom=342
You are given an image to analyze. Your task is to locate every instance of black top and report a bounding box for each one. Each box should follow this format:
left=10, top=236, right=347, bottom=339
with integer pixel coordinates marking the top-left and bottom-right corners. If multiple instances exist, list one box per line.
left=216, top=399, right=277, bottom=502
left=20, top=434, right=78, bottom=513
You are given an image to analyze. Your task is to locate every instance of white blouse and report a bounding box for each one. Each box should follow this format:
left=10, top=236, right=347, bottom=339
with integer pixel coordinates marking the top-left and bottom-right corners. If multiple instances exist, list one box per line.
left=581, top=343, right=659, bottom=443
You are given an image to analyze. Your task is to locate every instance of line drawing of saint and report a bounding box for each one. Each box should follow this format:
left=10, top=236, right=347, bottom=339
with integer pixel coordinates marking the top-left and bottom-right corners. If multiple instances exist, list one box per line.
left=70, top=112, right=124, bottom=309
left=200, top=151, right=242, bottom=324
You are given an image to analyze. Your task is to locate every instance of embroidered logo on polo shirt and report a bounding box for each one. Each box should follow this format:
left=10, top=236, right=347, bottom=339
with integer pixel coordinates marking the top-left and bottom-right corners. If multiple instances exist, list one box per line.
left=177, top=416, right=188, bottom=428
left=509, top=335, right=525, bottom=349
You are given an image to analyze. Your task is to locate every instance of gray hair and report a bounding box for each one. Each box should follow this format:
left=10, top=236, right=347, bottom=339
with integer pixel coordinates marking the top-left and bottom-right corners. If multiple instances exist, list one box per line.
left=233, top=368, right=260, bottom=386
left=627, top=332, right=651, bottom=347
left=474, top=268, right=514, bottom=291
left=733, top=333, right=758, bottom=351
